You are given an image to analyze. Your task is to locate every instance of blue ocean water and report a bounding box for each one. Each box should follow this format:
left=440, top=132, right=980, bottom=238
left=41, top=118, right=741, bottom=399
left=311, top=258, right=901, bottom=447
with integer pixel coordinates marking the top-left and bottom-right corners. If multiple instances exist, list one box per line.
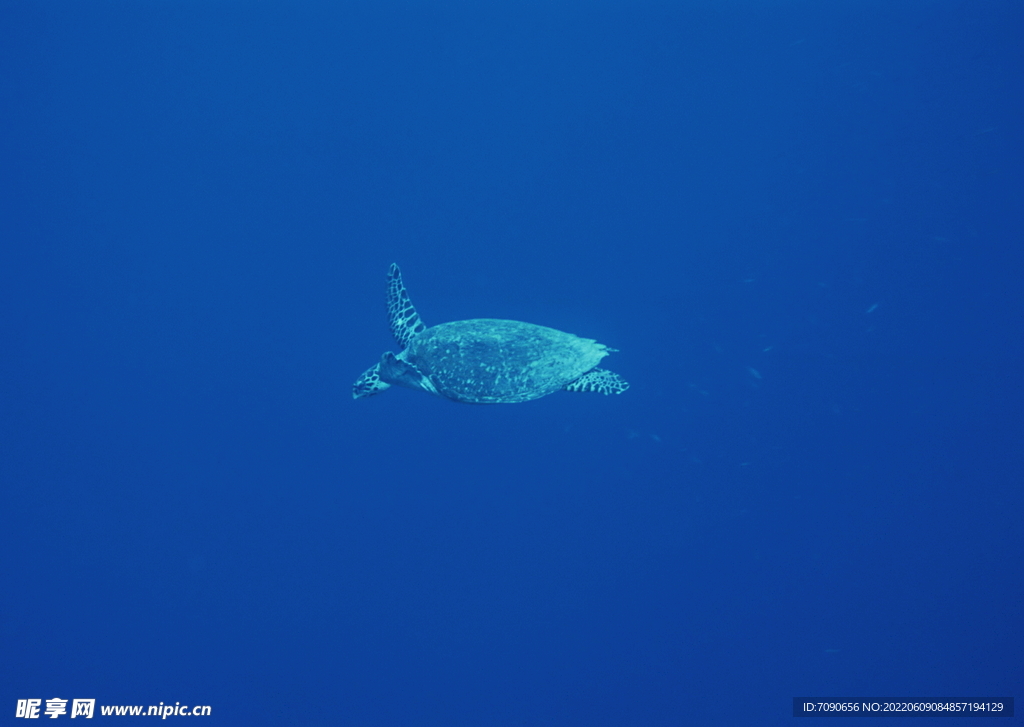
left=1, top=2, right=1021, bottom=725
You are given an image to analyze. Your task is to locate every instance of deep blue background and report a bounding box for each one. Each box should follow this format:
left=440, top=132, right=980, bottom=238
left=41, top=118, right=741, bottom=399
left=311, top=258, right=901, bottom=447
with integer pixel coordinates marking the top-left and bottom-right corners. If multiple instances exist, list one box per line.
left=2, top=2, right=1021, bottom=725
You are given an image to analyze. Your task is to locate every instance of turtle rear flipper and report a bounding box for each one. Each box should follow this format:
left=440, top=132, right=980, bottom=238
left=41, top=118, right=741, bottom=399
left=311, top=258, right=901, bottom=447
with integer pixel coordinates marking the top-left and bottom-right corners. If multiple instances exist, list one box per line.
left=564, top=368, right=629, bottom=395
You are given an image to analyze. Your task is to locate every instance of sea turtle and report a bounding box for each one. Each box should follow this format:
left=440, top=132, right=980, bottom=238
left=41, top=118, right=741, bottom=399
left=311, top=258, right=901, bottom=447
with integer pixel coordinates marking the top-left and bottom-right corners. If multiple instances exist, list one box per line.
left=353, top=264, right=628, bottom=404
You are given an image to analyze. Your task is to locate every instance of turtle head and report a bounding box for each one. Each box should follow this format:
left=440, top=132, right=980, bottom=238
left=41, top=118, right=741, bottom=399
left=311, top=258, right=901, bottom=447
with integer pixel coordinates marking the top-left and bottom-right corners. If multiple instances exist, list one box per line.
left=352, top=362, right=391, bottom=399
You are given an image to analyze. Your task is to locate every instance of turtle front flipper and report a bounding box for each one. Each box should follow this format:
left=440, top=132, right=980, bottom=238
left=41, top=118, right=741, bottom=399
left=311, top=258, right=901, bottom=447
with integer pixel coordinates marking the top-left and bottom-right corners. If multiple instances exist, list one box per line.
left=564, top=368, right=629, bottom=395
left=352, top=363, right=391, bottom=399
left=387, top=264, right=426, bottom=349
left=379, top=352, right=439, bottom=396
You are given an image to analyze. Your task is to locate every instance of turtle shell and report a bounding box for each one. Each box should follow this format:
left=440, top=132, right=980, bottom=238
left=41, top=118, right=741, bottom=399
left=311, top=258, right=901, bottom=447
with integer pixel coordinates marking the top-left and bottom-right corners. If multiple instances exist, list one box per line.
left=406, top=319, right=610, bottom=403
